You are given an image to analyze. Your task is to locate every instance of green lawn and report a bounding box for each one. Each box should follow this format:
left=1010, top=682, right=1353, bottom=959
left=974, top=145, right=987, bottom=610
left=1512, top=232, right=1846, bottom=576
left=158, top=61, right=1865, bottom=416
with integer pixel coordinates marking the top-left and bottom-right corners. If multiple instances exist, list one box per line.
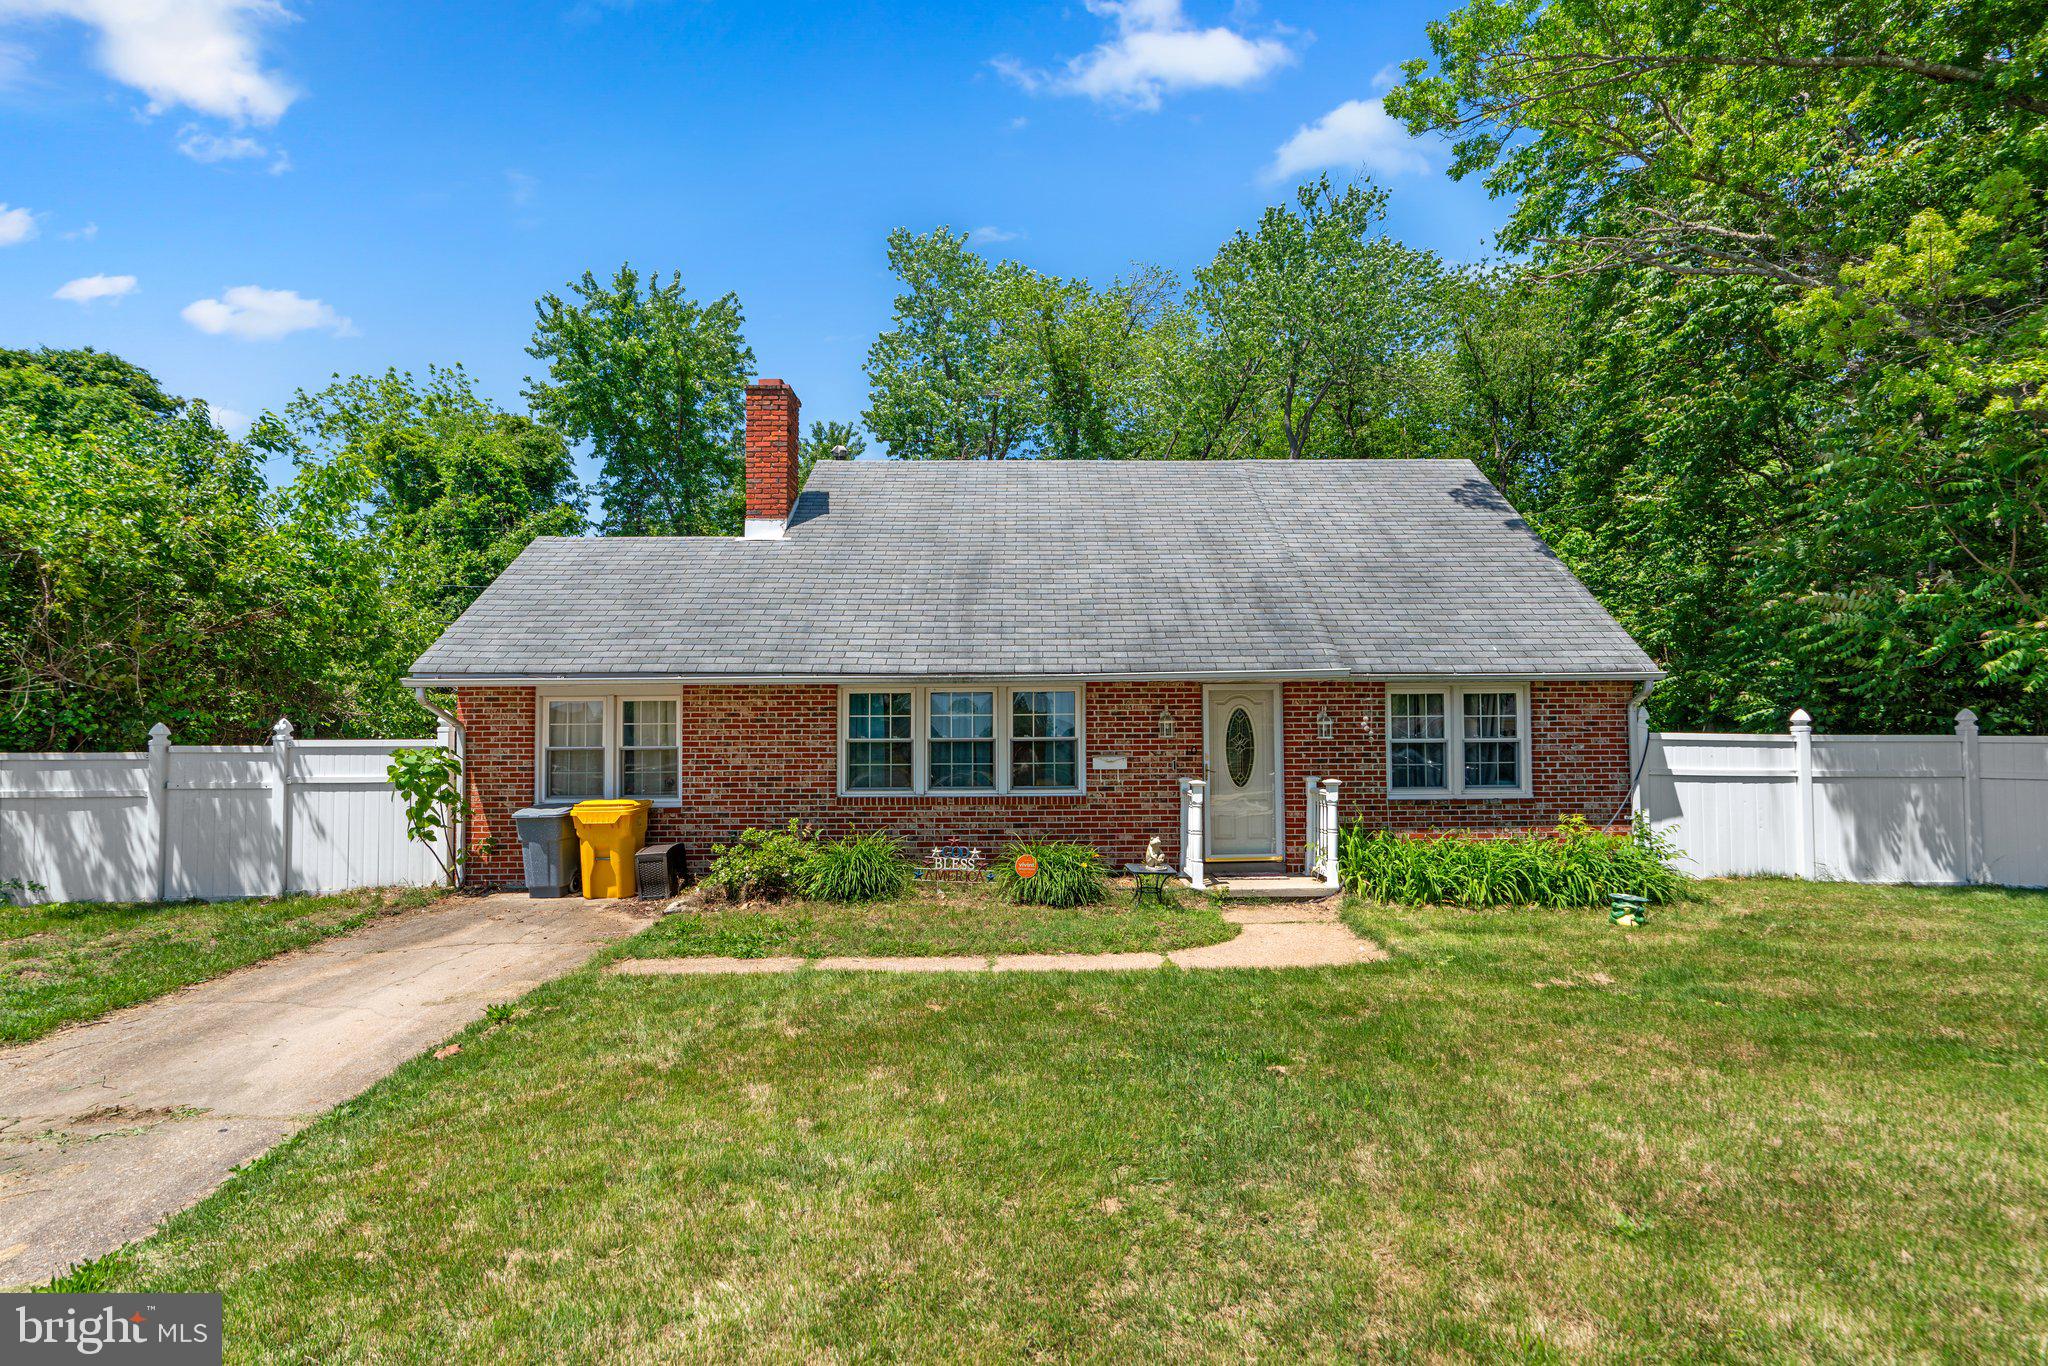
left=0, top=886, right=438, bottom=1043
left=70, top=880, right=2048, bottom=1361
left=625, top=879, right=1236, bottom=959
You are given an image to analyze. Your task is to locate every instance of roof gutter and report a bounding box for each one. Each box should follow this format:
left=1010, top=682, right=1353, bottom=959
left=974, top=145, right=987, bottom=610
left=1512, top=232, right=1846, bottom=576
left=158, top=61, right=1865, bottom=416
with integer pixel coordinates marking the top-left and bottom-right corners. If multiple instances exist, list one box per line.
left=403, top=667, right=1666, bottom=689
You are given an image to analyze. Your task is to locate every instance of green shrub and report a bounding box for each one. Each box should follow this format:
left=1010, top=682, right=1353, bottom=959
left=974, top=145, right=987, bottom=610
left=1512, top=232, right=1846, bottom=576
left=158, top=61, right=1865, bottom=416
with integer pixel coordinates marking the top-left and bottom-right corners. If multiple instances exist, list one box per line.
left=703, top=820, right=816, bottom=902
left=1338, top=816, right=1684, bottom=909
left=993, top=841, right=1107, bottom=908
left=797, top=831, right=914, bottom=903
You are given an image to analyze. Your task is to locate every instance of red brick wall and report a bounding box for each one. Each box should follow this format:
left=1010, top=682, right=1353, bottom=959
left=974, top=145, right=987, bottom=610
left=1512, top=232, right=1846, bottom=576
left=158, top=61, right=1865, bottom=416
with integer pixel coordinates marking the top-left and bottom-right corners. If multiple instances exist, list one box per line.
left=1281, top=680, right=1636, bottom=855
left=454, top=686, right=540, bottom=888
left=454, top=678, right=1635, bottom=889
left=743, top=379, right=800, bottom=524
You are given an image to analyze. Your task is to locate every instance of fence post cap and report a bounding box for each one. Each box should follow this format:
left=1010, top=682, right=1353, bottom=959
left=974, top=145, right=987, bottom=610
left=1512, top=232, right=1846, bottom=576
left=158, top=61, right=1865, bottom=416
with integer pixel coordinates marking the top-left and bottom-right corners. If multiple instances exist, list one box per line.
left=1955, top=707, right=1979, bottom=732
left=271, top=716, right=296, bottom=741
left=1789, top=708, right=1813, bottom=729
left=147, top=721, right=171, bottom=743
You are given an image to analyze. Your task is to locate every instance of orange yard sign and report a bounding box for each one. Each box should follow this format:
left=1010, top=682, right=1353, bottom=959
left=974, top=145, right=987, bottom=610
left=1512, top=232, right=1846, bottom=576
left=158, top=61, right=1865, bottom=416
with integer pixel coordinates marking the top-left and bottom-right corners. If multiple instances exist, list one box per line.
left=1014, top=853, right=1039, bottom=879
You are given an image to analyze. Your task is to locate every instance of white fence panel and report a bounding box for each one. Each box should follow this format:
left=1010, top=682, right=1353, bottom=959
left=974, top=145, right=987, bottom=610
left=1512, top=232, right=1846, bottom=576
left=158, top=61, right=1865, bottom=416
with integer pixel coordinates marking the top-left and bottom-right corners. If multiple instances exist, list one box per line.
left=1639, top=734, right=1798, bottom=877
left=1980, top=738, right=2048, bottom=888
left=1642, top=710, right=2047, bottom=887
left=290, top=740, right=443, bottom=893
left=0, top=720, right=444, bottom=905
left=1812, top=737, right=1968, bottom=885
left=163, top=747, right=277, bottom=901
left=0, top=752, right=158, bottom=903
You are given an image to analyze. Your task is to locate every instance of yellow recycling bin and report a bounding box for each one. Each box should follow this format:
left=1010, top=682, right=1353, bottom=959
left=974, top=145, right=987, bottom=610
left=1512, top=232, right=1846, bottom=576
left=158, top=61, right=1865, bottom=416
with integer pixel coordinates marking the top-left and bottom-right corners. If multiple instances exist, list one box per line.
left=570, top=799, right=651, bottom=898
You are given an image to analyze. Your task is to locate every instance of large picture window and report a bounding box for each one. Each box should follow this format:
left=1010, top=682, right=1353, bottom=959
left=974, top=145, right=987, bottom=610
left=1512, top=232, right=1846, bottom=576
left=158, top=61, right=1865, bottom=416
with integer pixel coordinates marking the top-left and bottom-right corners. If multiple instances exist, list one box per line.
left=840, top=684, right=1085, bottom=796
left=1386, top=685, right=1529, bottom=798
left=538, top=693, right=682, bottom=804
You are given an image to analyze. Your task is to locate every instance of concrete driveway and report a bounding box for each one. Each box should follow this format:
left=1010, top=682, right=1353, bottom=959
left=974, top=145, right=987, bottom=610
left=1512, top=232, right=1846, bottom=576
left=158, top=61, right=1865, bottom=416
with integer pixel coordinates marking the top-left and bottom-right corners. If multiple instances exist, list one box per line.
left=0, top=893, right=647, bottom=1287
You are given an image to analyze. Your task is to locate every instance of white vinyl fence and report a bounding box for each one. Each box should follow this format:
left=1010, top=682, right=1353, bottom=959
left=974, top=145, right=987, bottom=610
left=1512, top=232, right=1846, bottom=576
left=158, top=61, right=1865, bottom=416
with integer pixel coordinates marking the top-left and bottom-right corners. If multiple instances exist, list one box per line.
left=1640, top=709, right=2048, bottom=887
left=0, top=719, right=447, bottom=905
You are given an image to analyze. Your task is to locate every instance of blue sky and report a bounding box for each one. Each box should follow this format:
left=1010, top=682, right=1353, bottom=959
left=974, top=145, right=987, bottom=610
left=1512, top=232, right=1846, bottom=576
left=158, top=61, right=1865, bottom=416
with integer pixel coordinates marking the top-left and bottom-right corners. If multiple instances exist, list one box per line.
left=1, top=0, right=1504, bottom=473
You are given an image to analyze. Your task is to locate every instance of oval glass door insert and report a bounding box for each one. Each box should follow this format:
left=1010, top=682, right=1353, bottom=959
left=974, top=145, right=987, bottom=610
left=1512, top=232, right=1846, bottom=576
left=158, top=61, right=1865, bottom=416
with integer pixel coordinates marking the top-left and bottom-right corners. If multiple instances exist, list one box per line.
left=1225, top=707, right=1255, bottom=787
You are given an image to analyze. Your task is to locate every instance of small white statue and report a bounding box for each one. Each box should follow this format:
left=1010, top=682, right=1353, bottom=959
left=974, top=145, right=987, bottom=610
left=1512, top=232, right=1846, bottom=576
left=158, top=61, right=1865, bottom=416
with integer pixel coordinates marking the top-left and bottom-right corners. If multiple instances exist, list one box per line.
left=1144, top=835, right=1165, bottom=869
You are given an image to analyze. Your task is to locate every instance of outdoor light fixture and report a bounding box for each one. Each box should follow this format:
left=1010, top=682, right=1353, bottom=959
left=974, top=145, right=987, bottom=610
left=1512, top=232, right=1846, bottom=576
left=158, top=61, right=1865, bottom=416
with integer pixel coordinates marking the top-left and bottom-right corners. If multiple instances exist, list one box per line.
left=1316, top=708, right=1335, bottom=740
left=1158, top=706, right=1175, bottom=738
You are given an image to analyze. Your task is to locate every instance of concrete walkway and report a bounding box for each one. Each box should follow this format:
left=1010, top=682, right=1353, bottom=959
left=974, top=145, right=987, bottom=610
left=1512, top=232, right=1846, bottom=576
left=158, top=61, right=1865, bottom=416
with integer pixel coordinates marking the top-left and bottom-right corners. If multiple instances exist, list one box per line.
left=614, top=900, right=1386, bottom=978
left=0, top=894, right=646, bottom=1288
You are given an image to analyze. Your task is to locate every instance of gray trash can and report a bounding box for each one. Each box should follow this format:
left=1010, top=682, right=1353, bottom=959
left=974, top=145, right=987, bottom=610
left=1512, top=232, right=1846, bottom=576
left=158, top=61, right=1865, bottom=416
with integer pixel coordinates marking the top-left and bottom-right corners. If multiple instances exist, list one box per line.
left=512, top=807, right=578, bottom=898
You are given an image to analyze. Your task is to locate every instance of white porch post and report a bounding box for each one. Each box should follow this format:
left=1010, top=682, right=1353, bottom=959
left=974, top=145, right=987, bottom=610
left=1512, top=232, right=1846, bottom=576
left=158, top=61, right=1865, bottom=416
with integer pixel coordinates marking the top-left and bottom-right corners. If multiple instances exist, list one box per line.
left=1302, top=776, right=1321, bottom=876
left=1790, top=708, right=1815, bottom=880
left=1957, top=708, right=1985, bottom=886
left=1316, top=778, right=1342, bottom=891
left=272, top=716, right=295, bottom=897
left=146, top=722, right=172, bottom=902
left=1179, top=778, right=1207, bottom=890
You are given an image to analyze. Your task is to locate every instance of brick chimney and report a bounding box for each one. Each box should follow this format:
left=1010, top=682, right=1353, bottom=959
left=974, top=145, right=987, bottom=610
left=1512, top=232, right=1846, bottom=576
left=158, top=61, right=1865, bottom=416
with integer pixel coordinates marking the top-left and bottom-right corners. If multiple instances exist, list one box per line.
left=743, top=378, right=800, bottom=539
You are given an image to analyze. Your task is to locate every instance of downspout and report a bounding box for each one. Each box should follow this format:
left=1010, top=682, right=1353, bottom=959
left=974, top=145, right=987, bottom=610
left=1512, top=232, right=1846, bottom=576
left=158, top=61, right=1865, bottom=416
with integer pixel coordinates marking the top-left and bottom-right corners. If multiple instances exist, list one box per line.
left=1618, top=677, right=1659, bottom=830
left=414, top=687, right=467, bottom=889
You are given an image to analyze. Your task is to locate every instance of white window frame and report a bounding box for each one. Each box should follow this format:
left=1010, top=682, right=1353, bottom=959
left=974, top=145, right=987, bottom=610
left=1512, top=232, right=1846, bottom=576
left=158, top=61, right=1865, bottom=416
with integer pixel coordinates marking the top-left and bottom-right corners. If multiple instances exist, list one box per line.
left=1386, top=683, right=1531, bottom=799
left=837, top=683, right=1087, bottom=798
left=534, top=690, right=683, bottom=807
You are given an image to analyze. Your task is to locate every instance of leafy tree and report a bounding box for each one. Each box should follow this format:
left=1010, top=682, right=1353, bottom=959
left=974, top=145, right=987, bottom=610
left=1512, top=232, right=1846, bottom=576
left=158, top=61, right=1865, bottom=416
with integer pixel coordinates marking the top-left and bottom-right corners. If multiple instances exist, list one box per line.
left=526, top=265, right=754, bottom=534
left=258, top=366, right=584, bottom=620
left=1390, top=0, right=2048, bottom=730
left=0, top=347, right=184, bottom=437
left=1191, top=177, right=1448, bottom=460
left=863, top=228, right=1164, bottom=460
left=798, top=420, right=866, bottom=485
left=0, top=352, right=408, bottom=749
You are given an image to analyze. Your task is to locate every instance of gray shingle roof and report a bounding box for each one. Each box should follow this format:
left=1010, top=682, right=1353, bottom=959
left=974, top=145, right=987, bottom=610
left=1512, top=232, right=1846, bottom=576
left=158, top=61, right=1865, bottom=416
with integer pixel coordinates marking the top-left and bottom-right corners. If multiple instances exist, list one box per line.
left=407, top=460, right=1657, bottom=682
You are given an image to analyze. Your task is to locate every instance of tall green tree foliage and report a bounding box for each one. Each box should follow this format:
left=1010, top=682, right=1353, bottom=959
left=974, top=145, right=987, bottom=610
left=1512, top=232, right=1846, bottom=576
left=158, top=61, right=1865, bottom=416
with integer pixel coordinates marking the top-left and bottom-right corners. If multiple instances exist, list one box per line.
left=862, top=228, right=1164, bottom=460
left=1192, top=178, right=1448, bottom=460
left=863, top=184, right=1451, bottom=464
left=527, top=265, right=754, bottom=534
left=258, top=366, right=585, bottom=621
left=1388, top=0, right=2048, bottom=730
left=0, top=349, right=405, bottom=749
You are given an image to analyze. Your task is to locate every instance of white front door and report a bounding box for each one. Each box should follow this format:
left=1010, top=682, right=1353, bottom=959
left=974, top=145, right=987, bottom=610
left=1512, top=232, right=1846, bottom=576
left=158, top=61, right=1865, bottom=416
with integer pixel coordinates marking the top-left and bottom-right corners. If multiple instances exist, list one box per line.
left=1206, top=685, right=1281, bottom=860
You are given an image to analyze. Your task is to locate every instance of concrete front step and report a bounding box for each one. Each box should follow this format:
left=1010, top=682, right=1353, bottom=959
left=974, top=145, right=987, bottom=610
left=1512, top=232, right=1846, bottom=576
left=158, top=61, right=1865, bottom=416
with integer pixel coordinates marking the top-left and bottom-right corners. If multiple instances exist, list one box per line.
left=1210, top=875, right=1336, bottom=901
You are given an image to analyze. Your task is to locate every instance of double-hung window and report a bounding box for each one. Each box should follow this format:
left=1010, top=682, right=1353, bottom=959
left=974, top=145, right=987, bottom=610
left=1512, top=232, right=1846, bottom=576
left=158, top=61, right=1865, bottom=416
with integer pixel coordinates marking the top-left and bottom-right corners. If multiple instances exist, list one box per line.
left=1386, top=685, right=1529, bottom=798
left=1009, top=689, right=1079, bottom=791
left=841, top=685, right=1084, bottom=796
left=539, top=694, right=681, bottom=804
left=845, top=691, right=913, bottom=791
left=928, top=690, right=996, bottom=791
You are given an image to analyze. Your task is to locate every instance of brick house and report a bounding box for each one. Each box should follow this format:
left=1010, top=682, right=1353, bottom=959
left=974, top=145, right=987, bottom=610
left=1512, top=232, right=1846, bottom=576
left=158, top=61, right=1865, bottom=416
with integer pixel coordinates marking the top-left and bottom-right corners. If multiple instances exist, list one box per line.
left=407, top=378, right=1661, bottom=890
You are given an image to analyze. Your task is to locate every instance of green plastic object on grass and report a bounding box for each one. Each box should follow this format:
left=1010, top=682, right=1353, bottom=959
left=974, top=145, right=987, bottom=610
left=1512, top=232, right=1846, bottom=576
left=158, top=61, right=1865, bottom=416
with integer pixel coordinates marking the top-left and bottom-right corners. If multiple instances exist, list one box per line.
left=1609, top=892, right=1649, bottom=926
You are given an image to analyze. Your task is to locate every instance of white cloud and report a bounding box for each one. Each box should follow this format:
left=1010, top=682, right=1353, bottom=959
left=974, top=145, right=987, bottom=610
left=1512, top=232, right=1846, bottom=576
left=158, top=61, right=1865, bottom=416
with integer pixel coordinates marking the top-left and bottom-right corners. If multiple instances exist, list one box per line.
left=181, top=284, right=354, bottom=341
left=1264, top=97, right=1430, bottom=183
left=505, top=169, right=538, bottom=207
left=968, top=225, right=1022, bottom=245
left=0, top=202, right=36, bottom=244
left=175, top=122, right=286, bottom=172
left=174, top=122, right=286, bottom=170
left=206, top=402, right=251, bottom=436
left=53, top=271, right=136, bottom=303
left=0, top=37, right=29, bottom=84
left=62, top=220, right=97, bottom=240
left=996, top=0, right=1294, bottom=111
left=0, top=0, right=299, bottom=124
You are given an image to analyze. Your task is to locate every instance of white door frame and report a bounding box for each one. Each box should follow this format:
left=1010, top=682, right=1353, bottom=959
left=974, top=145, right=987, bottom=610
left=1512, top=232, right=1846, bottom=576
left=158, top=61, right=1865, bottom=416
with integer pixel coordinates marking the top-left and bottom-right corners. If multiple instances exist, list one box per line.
left=1201, top=683, right=1286, bottom=861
